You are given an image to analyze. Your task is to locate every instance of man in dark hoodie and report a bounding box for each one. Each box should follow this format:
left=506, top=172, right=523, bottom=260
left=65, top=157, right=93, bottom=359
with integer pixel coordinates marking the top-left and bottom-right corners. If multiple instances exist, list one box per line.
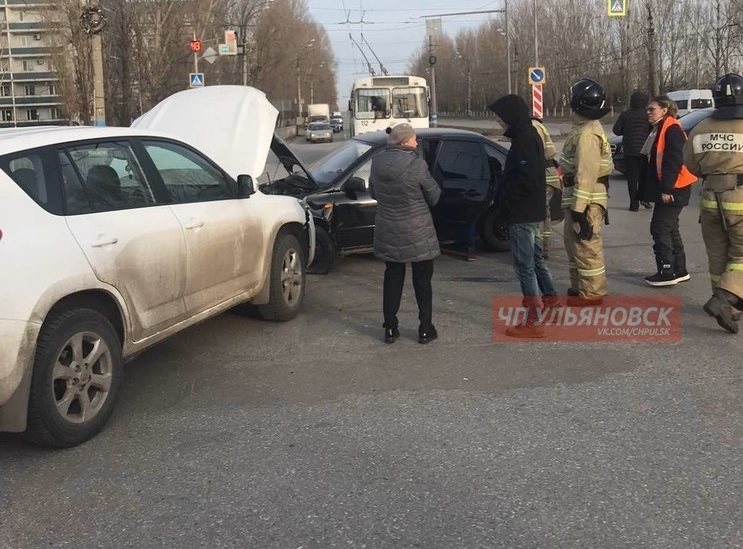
left=613, top=90, right=653, bottom=210
left=489, top=94, right=558, bottom=338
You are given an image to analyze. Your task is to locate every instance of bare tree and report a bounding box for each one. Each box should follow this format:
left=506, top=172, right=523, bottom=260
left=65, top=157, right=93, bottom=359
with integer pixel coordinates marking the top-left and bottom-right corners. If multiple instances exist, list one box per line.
left=44, top=1, right=95, bottom=124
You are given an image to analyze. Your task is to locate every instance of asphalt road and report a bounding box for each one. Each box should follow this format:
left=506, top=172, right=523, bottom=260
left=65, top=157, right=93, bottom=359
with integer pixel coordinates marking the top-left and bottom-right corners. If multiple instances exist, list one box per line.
left=1, top=138, right=742, bottom=549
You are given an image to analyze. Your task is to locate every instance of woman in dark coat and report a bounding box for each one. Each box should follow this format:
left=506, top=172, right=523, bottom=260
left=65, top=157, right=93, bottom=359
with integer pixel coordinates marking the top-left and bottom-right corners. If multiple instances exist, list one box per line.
left=369, top=123, right=441, bottom=344
left=641, top=95, right=697, bottom=286
left=613, top=90, right=652, bottom=210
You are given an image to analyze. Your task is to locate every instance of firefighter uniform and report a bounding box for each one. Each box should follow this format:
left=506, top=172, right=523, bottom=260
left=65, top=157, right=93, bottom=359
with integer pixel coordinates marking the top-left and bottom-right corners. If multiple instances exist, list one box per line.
left=560, top=116, right=614, bottom=298
left=532, top=119, right=562, bottom=257
left=682, top=73, right=743, bottom=333
left=683, top=119, right=743, bottom=293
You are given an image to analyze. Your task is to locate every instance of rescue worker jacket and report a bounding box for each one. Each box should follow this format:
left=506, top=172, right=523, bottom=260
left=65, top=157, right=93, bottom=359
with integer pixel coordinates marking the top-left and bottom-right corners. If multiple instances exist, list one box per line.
left=683, top=117, right=743, bottom=181
left=653, top=116, right=697, bottom=191
left=559, top=116, right=613, bottom=212
left=531, top=119, right=562, bottom=190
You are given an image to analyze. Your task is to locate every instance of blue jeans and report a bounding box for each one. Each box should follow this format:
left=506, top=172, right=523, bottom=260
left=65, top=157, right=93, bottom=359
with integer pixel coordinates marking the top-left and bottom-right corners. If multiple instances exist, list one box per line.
left=509, top=222, right=557, bottom=298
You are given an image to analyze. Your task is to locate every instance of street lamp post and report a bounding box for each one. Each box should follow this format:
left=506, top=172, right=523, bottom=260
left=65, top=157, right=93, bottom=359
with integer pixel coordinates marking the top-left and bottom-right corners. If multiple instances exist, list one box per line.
left=295, top=38, right=315, bottom=119
left=455, top=51, right=472, bottom=116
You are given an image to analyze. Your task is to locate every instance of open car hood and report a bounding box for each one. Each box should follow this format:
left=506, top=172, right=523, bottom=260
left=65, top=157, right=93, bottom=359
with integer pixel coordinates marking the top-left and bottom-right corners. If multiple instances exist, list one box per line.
left=131, top=86, right=277, bottom=180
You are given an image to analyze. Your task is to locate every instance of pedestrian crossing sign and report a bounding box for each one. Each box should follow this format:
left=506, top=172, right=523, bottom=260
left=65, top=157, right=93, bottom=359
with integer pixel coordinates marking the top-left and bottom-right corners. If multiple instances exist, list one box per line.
left=608, top=0, right=627, bottom=16
left=189, top=73, right=205, bottom=88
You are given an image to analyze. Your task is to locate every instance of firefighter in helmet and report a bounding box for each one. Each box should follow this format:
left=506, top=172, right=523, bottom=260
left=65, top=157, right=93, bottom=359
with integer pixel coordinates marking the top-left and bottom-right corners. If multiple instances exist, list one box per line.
left=683, top=73, right=743, bottom=333
left=560, top=79, right=614, bottom=305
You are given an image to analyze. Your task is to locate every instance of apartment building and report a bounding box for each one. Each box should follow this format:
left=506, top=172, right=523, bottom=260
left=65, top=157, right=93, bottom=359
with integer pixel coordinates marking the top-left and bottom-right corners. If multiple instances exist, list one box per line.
left=0, top=0, right=65, bottom=128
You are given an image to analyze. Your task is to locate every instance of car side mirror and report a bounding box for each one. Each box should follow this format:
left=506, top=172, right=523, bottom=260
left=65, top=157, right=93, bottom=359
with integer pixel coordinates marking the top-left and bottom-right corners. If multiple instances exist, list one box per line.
left=237, top=174, right=255, bottom=198
left=344, top=176, right=366, bottom=194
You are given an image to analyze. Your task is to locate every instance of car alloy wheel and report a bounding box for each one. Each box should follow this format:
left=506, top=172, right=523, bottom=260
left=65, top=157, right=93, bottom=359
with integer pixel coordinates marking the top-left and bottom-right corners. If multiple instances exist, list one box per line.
left=53, top=331, right=113, bottom=424
left=258, top=232, right=306, bottom=321
left=281, top=248, right=303, bottom=306
left=25, top=308, right=123, bottom=447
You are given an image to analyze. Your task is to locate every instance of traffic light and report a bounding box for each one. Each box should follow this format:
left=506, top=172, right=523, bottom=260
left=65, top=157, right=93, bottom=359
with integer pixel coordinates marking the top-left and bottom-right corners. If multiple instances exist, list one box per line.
left=190, top=40, right=202, bottom=53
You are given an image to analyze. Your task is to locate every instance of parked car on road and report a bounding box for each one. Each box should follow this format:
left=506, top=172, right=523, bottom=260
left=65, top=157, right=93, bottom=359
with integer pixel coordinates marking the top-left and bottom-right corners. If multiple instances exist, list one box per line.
left=261, top=128, right=508, bottom=273
left=0, top=86, right=315, bottom=447
left=306, top=122, right=334, bottom=143
left=610, top=108, right=714, bottom=174
left=330, top=116, right=344, bottom=133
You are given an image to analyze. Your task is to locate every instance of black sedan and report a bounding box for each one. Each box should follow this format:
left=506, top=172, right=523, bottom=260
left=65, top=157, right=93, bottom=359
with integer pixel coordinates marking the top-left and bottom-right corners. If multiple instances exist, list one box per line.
left=610, top=108, right=714, bottom=174
left=261, top=128, right=509, bottom=273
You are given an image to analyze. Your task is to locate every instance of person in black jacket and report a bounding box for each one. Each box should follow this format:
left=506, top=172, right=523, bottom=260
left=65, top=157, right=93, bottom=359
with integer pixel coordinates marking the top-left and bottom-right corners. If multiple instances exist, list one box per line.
left=489, top=94, right=557, bottom=337
left=613, top=90, right=652, bottom=210
left=641, top=95, right=696, bottom=286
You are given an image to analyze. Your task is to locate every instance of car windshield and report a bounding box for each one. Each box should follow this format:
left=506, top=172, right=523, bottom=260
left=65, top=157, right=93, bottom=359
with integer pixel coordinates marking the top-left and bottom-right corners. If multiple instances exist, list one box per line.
left=309, top=123, right=331, bottom=130
left=309, top=139, right=374, bottom=189
left=679, top=109, right=713, bottom=131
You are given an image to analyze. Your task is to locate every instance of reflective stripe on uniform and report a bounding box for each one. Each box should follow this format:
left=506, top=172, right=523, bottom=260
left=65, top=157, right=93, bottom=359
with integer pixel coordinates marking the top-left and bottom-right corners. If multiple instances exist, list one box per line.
left=701, top=198, right=743, bottom=212
left=573, top=189, right=608, bottom=201
left=710, top=273, right=721, bottom=283
left=727, top=262, right=743, bottom=271
left=577, top=266, right=606, bottom=277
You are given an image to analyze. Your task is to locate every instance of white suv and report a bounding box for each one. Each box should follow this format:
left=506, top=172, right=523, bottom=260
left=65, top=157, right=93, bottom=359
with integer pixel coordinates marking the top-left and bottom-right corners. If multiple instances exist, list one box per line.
left=0, top=87, right=315, bottom=447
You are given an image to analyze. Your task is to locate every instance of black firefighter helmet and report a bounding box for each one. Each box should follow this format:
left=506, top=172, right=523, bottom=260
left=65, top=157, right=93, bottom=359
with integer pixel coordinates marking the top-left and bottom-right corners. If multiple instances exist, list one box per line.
left=570, top=79, right=611, bottom=120
left=713, top=73, right=743, bottom=108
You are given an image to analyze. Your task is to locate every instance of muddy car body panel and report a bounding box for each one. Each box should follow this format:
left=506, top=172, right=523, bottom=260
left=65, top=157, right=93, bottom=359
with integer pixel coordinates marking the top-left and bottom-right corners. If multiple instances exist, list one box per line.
left=0, top=87, right=314, bottom=443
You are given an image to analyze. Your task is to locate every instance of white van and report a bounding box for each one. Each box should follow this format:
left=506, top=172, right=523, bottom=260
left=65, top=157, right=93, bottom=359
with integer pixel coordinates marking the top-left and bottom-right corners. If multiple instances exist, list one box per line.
left=666, top=89, right=714, bottom=117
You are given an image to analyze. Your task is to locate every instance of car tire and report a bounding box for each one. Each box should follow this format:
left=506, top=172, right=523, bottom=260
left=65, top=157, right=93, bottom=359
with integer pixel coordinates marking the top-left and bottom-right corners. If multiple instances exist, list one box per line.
left=24, top=308, right=123, bottom=448
left=481, top=208, right=511, bottom=252
left=307, top=226, right=336, bottom=274
left=257, top=232, right=306, bottom=321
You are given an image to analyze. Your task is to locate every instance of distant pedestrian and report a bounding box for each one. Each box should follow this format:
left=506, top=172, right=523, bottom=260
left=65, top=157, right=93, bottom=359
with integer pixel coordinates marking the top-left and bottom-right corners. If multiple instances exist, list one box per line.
left=489, top=94, right=558, bottom=338
left=641, top=95, right=697, bottom=287
left=613, top=91, right=653, bottom=210
left=369, top=123, right=441, bottom=344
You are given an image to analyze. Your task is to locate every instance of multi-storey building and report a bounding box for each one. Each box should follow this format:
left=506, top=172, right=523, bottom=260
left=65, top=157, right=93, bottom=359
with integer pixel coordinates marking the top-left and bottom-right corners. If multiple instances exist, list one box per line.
left=0, top=0, right=65, bottom=128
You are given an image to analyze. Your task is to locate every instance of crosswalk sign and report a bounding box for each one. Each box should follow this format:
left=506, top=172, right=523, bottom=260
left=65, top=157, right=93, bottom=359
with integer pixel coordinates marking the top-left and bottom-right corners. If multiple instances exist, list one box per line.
left=608, top=0, right=627, bottom=16
left=189, top=73, right=205, bottom=88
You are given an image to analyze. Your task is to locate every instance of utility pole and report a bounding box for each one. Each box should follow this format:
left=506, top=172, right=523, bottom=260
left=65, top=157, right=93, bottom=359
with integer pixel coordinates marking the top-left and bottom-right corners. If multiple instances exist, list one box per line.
left=647, top=2, right=659, bottom=96
left=533, top=0, right=538, bottom=66
left=428, top=33, right=438, bottom=127
left=81, top=3, right=106, bottom=126
left=466, top=65, right=472, bottom=115
left=296, top=59, right=302, bottom=117
left=505, top=0, right=511, bottom=94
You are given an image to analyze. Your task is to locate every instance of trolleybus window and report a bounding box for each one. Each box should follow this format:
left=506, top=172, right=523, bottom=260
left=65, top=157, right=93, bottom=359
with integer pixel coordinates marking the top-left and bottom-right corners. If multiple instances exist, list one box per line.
left=392, top=87, right=428, bottom=119
left=355, top=89, right=390, bottom=119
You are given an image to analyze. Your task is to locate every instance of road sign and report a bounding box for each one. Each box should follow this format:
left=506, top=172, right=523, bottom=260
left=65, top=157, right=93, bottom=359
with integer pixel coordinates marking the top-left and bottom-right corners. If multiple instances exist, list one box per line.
left=189, top=73, right=205, bottom=88
left=528, top=67, right=546, bottom=86
left=532, top=84, right=544, bottom=120
left=190, top=39, right=202, bottom=53
left=608, top=0, right=627, bottom=17
left=225, top=30, right=238, bottom=55
left=426, top=18, right=442, bottom=42
left=202, top=46, right=218, bottom=65
left=218, top=44, right=230, bottom=55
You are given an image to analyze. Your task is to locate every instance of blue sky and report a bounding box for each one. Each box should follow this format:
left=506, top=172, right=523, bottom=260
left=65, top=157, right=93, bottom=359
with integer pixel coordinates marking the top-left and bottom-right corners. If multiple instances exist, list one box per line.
left=306, top=0, right=506, bottom=105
